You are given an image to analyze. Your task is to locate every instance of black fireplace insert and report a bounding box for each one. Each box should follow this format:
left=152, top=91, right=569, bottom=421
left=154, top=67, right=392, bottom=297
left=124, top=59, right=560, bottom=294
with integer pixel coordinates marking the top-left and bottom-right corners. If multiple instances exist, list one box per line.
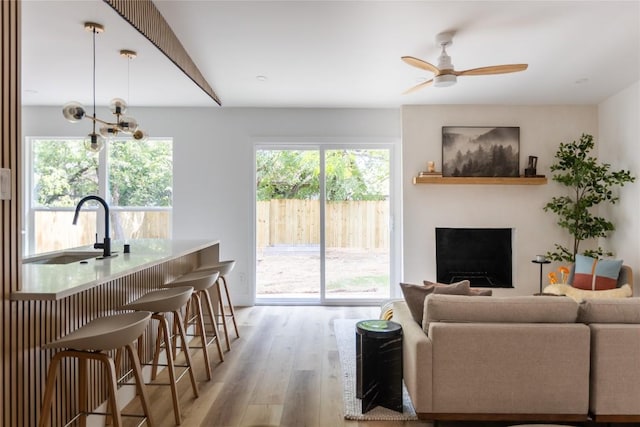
left=435, top=227, right=513, bottom=288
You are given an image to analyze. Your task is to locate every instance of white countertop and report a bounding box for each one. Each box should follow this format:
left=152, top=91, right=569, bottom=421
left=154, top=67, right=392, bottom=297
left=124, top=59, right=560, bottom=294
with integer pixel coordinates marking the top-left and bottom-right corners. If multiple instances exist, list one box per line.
left=13, top=239, right=219, bottom=301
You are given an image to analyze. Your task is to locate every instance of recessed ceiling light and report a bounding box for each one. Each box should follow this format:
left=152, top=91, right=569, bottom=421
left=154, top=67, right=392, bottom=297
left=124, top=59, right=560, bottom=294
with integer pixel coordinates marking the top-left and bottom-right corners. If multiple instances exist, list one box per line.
left=256, top=75, right=268, bottom=82
left=575, top=78, right=589, bottom=84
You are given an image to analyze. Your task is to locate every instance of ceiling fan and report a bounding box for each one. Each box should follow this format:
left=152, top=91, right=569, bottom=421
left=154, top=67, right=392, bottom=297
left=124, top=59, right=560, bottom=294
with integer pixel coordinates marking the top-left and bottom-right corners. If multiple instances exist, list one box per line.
left=402, top=32, right=528, bottom=94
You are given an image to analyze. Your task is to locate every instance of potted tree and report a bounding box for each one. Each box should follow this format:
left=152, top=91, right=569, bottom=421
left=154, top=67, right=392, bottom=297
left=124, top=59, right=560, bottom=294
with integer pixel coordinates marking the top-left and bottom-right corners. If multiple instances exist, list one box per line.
left=544, top=133, right=635, bottom=262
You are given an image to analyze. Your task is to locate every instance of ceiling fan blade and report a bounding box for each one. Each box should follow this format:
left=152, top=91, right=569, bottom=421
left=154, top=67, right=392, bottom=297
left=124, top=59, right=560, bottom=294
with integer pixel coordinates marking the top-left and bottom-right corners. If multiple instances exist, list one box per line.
left=402, top=79, right=434, bottom=95
left=456, top=64, right=528, bottom=76
left=401, top=56, right=440, bottom=74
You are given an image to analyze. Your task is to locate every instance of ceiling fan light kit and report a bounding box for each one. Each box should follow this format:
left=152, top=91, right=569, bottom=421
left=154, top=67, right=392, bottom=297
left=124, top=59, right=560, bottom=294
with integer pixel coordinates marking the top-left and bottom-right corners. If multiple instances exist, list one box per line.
left=402, top=31, right=528, bottom=94
left=62, top=22, right=148, bottom=152
left=434, top=74, right=457, bottom=87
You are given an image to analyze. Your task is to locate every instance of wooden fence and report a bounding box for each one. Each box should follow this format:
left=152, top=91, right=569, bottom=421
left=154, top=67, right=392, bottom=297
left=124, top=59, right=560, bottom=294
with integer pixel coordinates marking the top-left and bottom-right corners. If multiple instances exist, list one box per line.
left=34, top=210, right=171, bottom=253
left=257, top=199, right=389, bottom=249
left=34, top=200, right=388, bottom=253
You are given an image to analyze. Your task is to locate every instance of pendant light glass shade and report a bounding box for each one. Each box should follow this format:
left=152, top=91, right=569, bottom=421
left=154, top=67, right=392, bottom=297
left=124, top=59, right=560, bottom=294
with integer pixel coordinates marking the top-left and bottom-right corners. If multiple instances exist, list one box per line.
left=109, top=98, right=127, bottom=115
left=132, top=129, right=148, bottom=142
left=62, top=102, right=86, bottom=122
left=84, top=133, right=105, bottom=153
left=118, top=117, right=138, bottom=133
left=99, top=125, right=119, bottom=138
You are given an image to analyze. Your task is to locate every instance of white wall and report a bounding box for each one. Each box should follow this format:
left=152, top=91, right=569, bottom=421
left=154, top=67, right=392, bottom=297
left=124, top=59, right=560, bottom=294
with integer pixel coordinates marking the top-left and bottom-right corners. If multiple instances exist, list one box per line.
left=23, top=106, right=401, bottom=305
left=598, top=81, right=640, bottom=293
left=28, top=99, right=636, bottom=302
left=401, top=105, right=597, bottom=296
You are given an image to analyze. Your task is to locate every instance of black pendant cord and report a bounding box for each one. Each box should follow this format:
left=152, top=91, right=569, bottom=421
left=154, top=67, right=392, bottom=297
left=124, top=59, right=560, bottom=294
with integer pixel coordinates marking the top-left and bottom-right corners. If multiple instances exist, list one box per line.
left=92, top=26, right=97, bottom=136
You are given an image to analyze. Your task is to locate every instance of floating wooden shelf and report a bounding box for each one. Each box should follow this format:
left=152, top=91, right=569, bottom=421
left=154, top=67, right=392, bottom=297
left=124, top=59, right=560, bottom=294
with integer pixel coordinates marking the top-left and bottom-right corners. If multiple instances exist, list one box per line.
left=413, top=176, right=547, bottom=185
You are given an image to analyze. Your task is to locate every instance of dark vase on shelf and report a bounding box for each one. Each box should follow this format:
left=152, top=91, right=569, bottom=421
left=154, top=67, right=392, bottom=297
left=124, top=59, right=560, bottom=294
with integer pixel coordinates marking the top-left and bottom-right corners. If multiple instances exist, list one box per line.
left=524, top=155, right=538, bottom=177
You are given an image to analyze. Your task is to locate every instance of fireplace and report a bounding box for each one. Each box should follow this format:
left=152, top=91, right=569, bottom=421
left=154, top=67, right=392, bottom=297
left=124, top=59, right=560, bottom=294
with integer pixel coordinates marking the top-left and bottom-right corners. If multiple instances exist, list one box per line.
left=436, top=228, right=513, bottom=288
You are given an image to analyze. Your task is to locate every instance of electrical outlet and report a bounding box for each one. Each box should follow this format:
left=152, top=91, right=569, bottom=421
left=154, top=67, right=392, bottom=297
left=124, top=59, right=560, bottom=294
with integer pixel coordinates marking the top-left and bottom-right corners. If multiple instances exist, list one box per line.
left=239, top=272, right=246, bottom=283
left=0, top=168, right=11, bottom=200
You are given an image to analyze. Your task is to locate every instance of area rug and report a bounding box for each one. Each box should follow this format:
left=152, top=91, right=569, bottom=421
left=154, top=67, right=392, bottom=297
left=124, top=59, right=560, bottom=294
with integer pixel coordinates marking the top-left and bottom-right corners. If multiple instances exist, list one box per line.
left=333, top=318, right=418, bottom=421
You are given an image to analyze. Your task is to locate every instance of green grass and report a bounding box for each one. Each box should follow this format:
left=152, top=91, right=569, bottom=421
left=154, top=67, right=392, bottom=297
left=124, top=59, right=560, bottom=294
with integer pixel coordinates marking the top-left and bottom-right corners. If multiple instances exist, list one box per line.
left=326, top=275, right=389, bottom=292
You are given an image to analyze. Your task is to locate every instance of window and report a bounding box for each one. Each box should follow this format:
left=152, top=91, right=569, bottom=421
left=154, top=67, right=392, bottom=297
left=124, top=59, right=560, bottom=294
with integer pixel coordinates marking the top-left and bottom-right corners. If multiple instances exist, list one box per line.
left=25, top=137, right=173, bottom=255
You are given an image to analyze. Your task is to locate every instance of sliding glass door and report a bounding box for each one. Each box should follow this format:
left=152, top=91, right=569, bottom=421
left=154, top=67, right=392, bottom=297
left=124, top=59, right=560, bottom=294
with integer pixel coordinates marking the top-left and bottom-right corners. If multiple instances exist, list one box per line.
left=256, top=149, right=321, bottom=298
left=324, top=149, right=390, bottom=300
left=255, top=145, right=391, bottom=303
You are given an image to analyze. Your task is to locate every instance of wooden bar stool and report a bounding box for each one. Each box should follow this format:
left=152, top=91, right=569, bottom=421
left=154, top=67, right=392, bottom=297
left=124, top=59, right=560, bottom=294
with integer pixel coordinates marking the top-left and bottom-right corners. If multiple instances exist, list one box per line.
left=39, top=311, right=154, bottom=427
left=120, top=286, right=198, bottom=426
left=167, top=270, right=224, bottom=380
left=197, top=260, right=239, bottom=351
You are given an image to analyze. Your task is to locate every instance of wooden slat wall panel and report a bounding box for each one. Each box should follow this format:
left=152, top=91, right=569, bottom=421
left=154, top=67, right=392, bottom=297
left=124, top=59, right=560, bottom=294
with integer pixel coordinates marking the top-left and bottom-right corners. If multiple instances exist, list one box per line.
left=2, top=1, right=22, bottom=426
left=104, top=0, right=221, bottom=106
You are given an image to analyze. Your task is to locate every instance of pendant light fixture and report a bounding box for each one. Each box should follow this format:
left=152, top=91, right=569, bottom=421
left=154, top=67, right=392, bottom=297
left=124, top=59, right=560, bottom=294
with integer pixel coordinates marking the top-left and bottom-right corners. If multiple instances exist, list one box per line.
left=98, top=49, right=148, bottom=142
left=62, top=22, right=147, bottom=152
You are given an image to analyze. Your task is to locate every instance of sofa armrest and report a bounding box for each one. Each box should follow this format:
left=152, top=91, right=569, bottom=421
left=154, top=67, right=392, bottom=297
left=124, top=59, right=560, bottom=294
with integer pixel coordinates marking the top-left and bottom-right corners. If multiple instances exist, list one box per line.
left=590, top=324, right=640, bottom=417
left=391, top=301, right=433, bottom=413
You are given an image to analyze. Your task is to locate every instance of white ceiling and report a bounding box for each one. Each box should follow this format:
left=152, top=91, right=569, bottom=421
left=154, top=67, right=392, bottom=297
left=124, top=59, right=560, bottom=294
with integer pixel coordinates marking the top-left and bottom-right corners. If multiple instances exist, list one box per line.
left=21, top=0, right=640, bottom=108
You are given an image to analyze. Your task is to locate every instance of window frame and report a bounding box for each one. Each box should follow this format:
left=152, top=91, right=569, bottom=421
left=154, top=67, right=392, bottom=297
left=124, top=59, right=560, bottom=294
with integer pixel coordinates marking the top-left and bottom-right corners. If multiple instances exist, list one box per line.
left=23, top=136, right=173, bottom=255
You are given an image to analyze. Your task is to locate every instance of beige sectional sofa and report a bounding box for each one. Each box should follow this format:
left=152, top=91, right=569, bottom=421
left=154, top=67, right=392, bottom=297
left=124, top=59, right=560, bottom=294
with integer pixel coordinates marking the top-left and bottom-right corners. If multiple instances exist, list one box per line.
left=392, top=294, right=640, bottom=423
left=580, top=299, right=640, bottom=422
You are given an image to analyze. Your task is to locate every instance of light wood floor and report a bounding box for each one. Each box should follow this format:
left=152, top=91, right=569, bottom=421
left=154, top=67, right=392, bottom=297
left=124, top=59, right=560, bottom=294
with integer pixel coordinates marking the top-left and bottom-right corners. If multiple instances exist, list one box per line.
left=121, top=306, right=613, bottom=427
left=122, top=305, right=432, bottom=427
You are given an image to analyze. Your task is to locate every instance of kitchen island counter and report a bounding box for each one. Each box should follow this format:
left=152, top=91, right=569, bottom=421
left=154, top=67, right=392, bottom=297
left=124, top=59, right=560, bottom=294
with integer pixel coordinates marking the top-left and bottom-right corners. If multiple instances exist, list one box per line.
left=10, top=238, right=222, bottom=426
left=13, top=239, right=219, bottom=301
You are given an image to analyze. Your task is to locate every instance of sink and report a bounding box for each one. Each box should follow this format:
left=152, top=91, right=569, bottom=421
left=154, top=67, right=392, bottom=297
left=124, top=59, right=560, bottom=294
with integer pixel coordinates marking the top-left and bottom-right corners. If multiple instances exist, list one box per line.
left=23, top=251, right=102, bottom=265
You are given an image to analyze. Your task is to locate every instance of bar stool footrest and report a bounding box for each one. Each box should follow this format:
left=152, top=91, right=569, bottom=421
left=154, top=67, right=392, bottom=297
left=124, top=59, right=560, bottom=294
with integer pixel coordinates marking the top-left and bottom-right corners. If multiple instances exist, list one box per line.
left=143, top=366, right=191, bottom=385
left=63, top=411, right=149, bottom=427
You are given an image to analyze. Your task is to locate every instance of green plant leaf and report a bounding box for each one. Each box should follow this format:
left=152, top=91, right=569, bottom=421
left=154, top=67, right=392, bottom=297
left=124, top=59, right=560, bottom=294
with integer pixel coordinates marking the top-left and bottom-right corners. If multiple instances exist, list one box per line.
left=545, top=133, right=635, bottom=261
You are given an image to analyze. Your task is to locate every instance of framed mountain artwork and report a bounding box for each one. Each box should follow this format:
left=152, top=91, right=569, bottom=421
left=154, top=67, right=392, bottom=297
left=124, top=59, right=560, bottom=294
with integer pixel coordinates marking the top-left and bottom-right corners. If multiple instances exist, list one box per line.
left=442, top=126, right=519, bottom=177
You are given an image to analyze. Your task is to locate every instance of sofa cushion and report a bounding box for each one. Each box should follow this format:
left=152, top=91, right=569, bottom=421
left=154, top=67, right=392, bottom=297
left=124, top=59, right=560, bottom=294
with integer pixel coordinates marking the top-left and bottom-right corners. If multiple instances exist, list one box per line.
left=432, top=280, right=471, bottom=295
left=423, top=279, right=492, bottom=296
left=573, top=254, right=623, bottom=291
left=578, top=298, right=640, bottom=324
left=422, top=294, right=579, bottom=333
left=469, top=288, right=493, bottom=296
left=399, top=282, right=436, bottom=324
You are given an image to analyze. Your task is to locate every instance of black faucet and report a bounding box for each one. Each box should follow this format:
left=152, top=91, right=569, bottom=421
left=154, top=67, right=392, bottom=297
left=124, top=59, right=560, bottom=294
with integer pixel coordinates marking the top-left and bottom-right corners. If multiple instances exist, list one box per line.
left=72, top=195, right=111, bottom=257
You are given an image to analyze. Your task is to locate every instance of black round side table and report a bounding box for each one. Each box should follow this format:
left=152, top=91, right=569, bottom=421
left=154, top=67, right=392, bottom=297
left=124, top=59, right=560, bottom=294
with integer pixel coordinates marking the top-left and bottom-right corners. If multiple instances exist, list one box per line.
left=532, top=259, right=552, bottom=293
left=355, top=319, right=403, bottom=413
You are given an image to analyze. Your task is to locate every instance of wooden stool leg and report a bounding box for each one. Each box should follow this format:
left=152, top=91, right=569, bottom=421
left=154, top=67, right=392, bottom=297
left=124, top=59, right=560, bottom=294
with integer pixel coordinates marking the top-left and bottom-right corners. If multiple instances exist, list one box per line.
left=125, top=343, right=156, bottom=427
left=215, top=279, right=231, bottom=351
left=39, top=351, right=64, bottom=427
left=172, top=310, right=180, bottom=359
left=159, top=315, right=182, bottom=425
left=192, top=292, right=213, bottom=380
left=98, top=353, right=123, bottom=427
left=173, top=309, right=199, bottom=397
left=151, top=319, right=163, bottom=380
left=138, top=334, right=144, bottom=362
left=78, top=357, right=88, bottom=427
left=221, top=276, right=240, bottom=338
left=184, top=299, right=191, bottom=331
left=201, top=288, right=224, bottom=362
left=106, top=349, right=123, bottom=426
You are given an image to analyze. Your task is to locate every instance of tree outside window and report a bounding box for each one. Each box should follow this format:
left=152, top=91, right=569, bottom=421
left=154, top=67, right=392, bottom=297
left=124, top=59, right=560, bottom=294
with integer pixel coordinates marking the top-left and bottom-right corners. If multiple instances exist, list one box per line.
left=27, top=137, right=173, bottom=254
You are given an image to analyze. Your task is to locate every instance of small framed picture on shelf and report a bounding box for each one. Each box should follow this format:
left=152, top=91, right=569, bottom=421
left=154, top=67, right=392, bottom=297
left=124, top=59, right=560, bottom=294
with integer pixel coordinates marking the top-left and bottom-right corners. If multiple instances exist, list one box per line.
left=442, top=126, right=519, bottom=177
